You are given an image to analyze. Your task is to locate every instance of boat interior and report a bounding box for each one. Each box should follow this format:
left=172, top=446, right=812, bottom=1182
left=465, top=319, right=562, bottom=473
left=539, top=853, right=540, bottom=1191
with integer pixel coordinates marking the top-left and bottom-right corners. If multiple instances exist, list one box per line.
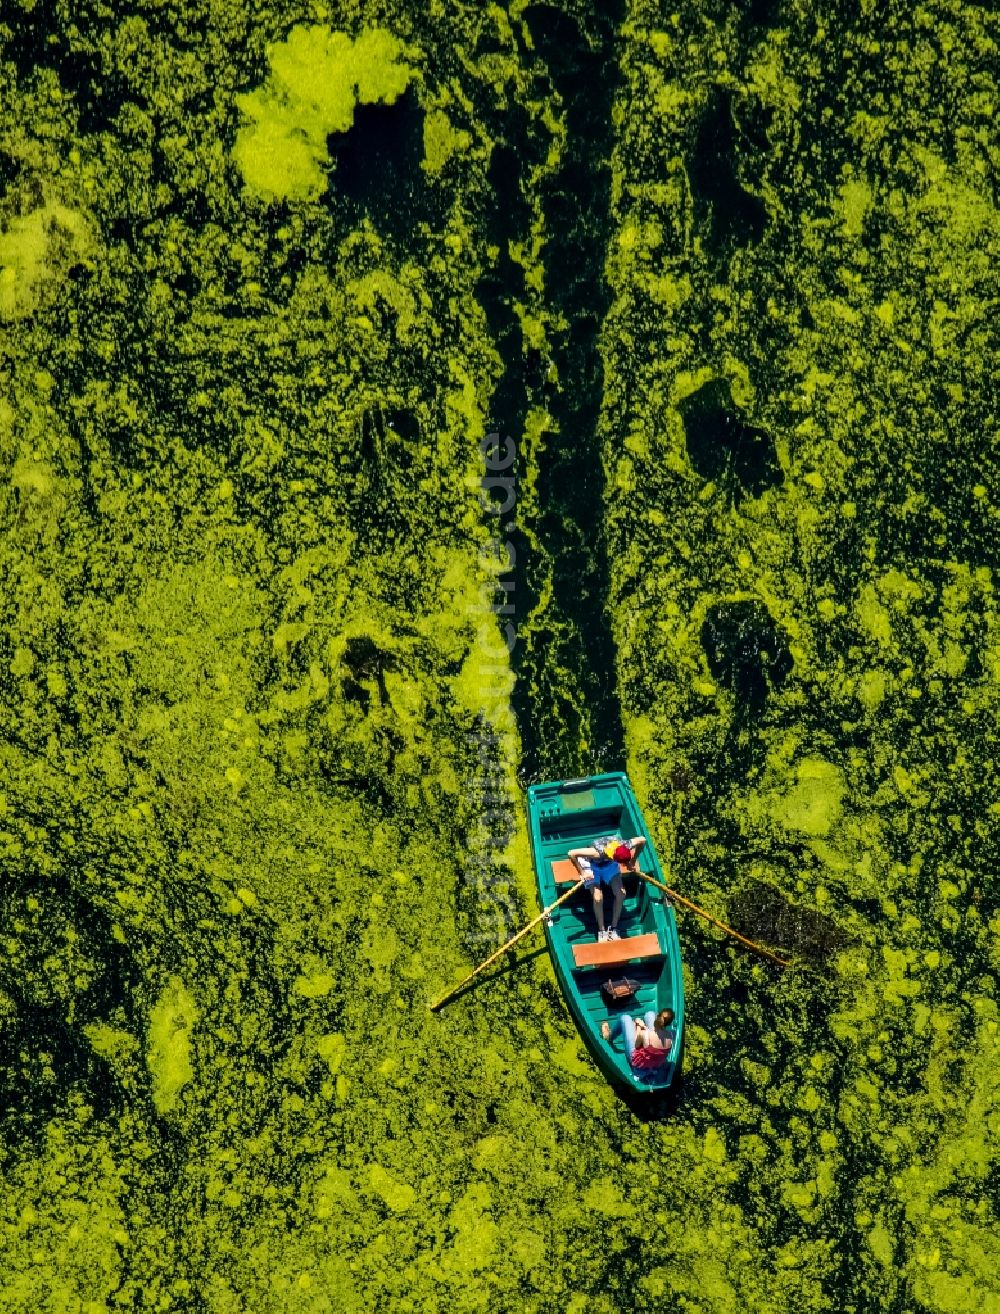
left=535, top=803, right=678, bottom=1077
left=527, top=777, right=682, bottom=1085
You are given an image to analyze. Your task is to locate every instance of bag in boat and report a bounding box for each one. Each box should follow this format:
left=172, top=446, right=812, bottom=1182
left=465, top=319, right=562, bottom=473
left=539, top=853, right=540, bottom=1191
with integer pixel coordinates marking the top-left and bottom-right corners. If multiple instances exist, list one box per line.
left=601, top=977, right=639, bottom=1004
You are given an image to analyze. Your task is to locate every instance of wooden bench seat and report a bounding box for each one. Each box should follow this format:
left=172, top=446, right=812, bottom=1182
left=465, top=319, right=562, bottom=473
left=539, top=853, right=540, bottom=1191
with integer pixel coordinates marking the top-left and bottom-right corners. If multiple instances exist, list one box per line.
left=571, top=932, right=662, bottom=969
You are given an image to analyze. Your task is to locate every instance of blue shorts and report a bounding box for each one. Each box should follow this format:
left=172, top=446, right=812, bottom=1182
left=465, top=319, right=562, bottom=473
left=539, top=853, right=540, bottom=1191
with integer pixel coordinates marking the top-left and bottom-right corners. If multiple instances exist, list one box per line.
left=582, top=858, right=620, bottom=888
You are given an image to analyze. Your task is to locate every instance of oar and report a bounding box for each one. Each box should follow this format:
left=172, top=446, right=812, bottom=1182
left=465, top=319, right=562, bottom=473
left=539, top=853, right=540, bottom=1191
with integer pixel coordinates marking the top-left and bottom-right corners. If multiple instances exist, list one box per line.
left=635, top=869, right=792, bottom=968
left=430, top=879, right=586, bottom=1012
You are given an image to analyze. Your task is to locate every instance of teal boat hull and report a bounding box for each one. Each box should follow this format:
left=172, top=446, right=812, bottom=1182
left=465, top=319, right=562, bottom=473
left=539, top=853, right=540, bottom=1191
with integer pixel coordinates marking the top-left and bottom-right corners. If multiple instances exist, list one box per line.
left=526, top=772, right=685, bottom=1094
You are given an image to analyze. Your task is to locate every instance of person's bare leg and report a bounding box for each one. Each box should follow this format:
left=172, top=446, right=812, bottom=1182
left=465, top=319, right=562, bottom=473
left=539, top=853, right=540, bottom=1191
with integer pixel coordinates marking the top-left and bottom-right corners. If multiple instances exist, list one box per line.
left=592, top=886, right=605, bottom=934
left=610, top=874, right=624, bottom=930
left=601, top=1016, right=635, bottom=1054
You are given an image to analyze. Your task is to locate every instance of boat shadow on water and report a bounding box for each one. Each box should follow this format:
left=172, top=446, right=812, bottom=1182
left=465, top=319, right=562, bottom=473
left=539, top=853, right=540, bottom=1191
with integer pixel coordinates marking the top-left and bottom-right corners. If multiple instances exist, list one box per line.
left=617, top=1073, right=686, bottom=1123
left=574, top=1024, right=688, bottom=1122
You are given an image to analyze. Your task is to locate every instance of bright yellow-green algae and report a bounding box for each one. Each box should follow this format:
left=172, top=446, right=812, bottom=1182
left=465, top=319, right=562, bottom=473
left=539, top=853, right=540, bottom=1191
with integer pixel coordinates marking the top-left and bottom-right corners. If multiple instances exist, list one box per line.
left=0, top=201, right=93, bottom=320
left=1, top=1, right=999, bottom=1312
left=146, top=977, right=198, bottom=1115
left=234, top=27, right=415, bottom=200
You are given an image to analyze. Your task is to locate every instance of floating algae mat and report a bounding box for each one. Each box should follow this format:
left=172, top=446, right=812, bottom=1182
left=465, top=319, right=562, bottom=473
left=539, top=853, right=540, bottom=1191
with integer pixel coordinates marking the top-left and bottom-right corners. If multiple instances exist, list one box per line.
left=1, top=2, right=999, bottom=1311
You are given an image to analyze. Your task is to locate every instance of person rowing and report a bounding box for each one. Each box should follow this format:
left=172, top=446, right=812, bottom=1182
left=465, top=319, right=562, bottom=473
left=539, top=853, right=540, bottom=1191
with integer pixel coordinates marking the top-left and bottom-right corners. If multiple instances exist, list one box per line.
left=567, top=833, right=647, bottom=942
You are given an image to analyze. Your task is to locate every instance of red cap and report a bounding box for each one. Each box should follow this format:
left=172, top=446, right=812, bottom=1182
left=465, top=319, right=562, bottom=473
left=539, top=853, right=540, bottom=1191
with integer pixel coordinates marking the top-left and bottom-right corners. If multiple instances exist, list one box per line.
left=613, top=843, right=632, bottom=864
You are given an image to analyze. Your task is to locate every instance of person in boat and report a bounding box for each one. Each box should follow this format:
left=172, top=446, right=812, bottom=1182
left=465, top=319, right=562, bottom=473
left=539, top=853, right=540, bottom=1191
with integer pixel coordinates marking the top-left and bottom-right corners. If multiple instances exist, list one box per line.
left=567, top=833, right=647, bottom=942
left=601, top=1008, right=675, bottom=1070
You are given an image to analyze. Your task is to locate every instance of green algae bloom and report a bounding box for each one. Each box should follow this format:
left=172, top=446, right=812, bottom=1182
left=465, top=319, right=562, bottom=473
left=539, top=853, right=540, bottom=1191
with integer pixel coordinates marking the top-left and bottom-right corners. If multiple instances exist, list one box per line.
left=146, top=977, right=198, bottom=1115
left=421, top=109, right=472, bottom=176
left=771, top=757, right=846, bottom=838
left=234, top=26, right=414, bottom=200
left=0, top=202, right=93, bottom=320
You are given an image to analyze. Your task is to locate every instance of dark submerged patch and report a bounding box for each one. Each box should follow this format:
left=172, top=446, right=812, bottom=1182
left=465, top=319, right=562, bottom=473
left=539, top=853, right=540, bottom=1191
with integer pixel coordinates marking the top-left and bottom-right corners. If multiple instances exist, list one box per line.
left=688, top=90, right=768, bottom=256
left=680, top=377, right=782, bottom=500
left=728, top=881, right=853, bottom=962
left=701, top=600, right=793, bottom=715
left=326, top=87, right=435, bottom=241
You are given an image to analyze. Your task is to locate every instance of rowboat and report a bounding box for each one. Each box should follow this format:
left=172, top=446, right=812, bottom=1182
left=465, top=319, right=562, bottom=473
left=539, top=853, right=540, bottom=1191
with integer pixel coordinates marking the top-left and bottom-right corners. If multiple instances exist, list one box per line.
left=526, top=772, right=685, bottom=1093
